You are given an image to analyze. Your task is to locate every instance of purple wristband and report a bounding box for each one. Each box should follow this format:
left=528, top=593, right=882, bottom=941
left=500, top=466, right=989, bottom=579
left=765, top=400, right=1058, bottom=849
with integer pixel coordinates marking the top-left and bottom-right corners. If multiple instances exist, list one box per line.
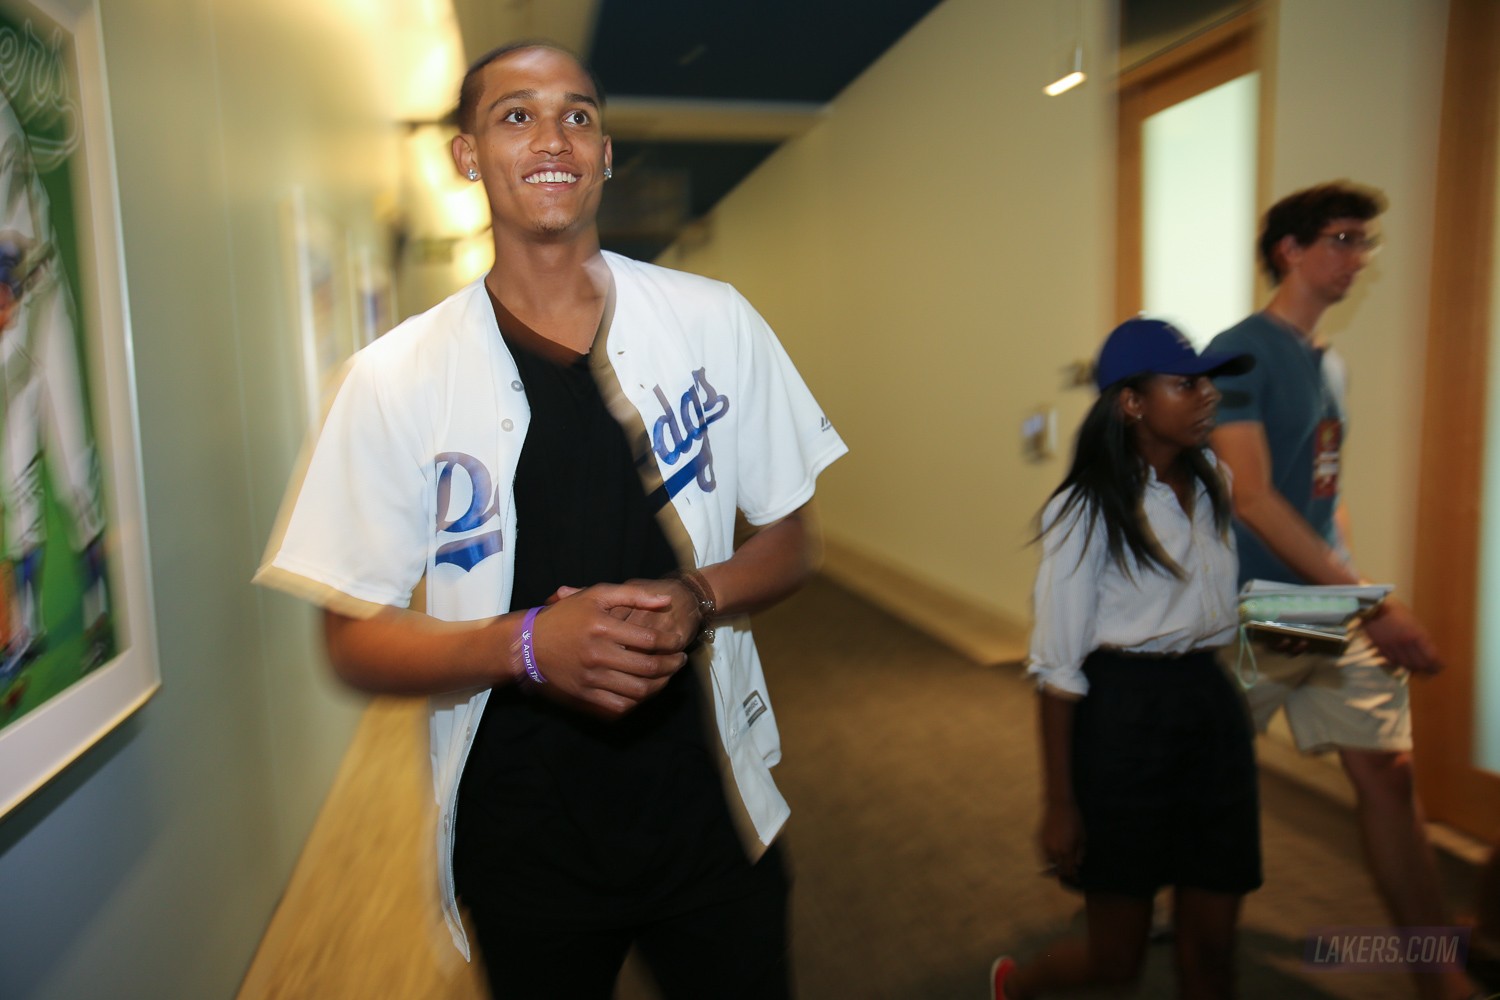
left=519, top=606, right=546, bottom=684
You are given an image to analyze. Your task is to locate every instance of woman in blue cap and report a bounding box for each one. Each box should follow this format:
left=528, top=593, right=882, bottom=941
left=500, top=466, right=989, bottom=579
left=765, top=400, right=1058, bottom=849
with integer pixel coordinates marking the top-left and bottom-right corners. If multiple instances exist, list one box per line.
left=992, top=318, right=1261, bottom=999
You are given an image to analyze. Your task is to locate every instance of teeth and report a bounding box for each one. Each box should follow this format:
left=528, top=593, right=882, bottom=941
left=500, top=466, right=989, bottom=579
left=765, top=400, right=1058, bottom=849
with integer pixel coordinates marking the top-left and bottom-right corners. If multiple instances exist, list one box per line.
left=525, top=171, right=578, bottom=184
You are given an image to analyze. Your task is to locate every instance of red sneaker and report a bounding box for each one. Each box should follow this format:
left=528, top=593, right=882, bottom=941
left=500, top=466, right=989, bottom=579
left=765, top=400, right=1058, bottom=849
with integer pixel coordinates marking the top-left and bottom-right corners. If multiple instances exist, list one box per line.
left=990, top=955, right=1017, bottom=1000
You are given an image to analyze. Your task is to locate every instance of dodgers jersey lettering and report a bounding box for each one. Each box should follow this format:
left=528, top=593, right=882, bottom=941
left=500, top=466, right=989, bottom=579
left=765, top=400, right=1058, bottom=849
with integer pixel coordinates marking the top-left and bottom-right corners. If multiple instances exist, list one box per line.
left=434, top=452, right=503, bottom=571
left=433, top=366, right=733, bottom=575
left=652, top=367, right=730, bottom=499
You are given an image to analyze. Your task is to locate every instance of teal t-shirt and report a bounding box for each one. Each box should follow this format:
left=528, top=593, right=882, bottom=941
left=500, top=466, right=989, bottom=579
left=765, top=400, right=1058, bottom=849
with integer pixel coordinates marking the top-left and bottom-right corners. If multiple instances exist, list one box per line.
left=1208, top=313, right=1346, bottom=585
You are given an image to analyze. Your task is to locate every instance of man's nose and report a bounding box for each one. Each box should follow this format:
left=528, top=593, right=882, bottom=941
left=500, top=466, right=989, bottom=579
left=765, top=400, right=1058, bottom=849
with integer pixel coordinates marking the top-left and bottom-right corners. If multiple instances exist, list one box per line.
left=534, top=119, right=570, bottom=153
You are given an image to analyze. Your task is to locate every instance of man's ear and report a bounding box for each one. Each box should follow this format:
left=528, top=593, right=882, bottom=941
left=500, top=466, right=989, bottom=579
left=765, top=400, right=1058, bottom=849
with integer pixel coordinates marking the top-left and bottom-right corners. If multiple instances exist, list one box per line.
left=451, top=134, right=477, bottom=180
left=1276, top=233, right=1303, bottom=276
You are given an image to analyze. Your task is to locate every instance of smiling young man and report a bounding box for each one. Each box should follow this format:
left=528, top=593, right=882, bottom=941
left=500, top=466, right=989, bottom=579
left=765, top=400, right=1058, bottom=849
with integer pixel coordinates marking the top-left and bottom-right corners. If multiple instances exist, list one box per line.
left=257, top=42, right=845, bottom=998
left=1207, top=183, right=1477, bottom=1000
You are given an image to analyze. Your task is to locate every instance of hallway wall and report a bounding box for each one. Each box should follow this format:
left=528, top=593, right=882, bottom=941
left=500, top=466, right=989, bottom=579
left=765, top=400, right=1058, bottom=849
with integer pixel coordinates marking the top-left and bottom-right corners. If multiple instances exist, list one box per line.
left=661, top=0, right=1450, bottom=629
left=0, top=1, right=416, bottom=997
left=659, top=0, right=1118, bottom=626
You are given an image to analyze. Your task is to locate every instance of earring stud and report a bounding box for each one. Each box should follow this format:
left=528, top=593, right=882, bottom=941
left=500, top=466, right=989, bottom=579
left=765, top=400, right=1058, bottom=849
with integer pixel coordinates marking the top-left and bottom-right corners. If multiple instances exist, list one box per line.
left=603, top=166, right=613, bottom=180
left=467, top=168, right=479, bottom=181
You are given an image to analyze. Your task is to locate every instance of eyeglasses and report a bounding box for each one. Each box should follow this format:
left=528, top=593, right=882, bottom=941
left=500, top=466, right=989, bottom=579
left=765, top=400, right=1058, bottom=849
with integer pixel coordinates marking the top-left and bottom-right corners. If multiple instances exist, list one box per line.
left=1317, top=229, right=1382, bottom=255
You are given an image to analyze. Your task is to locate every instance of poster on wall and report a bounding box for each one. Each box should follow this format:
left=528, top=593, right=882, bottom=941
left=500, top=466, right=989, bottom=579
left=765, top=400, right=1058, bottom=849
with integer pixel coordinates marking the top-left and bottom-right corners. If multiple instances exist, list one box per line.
left=0, top=0, right=160, bottom=819
left=284, top=189, right=354, bottom=429
left=349, top=237, right=395, bottom=350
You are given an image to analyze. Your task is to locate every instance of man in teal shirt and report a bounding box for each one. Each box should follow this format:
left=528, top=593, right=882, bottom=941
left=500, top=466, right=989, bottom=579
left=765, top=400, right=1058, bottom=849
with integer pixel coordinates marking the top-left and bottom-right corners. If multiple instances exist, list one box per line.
left=1209, top=182, right=1473, bottom=1000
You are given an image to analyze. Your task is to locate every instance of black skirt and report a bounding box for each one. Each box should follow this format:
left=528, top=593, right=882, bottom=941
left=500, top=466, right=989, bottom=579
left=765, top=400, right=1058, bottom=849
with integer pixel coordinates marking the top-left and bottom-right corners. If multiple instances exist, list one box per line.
left=1067, top=648, right=1263, bottom=898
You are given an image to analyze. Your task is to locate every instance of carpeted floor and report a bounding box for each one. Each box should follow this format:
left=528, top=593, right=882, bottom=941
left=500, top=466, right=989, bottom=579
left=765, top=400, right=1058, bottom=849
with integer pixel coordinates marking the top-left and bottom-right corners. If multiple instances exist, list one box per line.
left=750, top=576, right=1477, bottom=999
left=240, top=575, right=1479, bottom=999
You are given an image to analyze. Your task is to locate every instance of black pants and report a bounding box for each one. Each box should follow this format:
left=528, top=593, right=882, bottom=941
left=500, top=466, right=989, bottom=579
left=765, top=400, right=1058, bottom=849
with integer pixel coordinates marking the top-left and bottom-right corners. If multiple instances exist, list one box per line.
left=466, top=844, right=792, bottom=999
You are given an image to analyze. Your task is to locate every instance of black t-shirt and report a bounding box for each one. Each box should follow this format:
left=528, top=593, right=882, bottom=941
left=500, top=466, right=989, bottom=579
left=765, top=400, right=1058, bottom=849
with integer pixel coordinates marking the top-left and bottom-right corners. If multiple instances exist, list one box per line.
left=452, top=292, right=750, bottom=925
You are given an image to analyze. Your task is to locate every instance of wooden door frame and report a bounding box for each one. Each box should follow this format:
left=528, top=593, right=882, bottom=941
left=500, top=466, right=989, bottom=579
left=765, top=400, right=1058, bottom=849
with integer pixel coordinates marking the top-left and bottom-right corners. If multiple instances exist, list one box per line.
left=1410, top=0, right=1500, bottom=840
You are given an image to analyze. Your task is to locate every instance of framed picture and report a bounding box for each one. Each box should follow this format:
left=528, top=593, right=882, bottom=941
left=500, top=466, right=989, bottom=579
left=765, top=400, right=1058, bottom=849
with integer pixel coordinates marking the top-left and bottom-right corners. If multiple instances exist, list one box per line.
left=348, top=235, right=395, bottom=350
left=0, top=0, right=160, bottom=818
left=284, top=188, right=354, bottom=428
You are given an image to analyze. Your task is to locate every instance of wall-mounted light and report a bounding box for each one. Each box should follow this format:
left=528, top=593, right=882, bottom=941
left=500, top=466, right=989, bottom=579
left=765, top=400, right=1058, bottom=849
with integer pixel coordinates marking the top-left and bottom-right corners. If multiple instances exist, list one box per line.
left=1044, top=44, right=1086, bottom=97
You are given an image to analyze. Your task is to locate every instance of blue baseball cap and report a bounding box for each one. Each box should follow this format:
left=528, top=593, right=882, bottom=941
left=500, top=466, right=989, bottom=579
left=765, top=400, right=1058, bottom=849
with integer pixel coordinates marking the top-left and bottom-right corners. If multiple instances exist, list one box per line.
left=1093, top=317, right=1254, bottom=391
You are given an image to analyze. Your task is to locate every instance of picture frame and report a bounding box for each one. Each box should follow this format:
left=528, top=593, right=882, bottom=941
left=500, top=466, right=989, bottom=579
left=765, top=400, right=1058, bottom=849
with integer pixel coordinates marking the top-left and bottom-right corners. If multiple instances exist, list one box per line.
left=284, top=188, right=354, bottom=429
left=348, top=234, right=395, bottom=350
left=0, top=0, right=160, bottom=819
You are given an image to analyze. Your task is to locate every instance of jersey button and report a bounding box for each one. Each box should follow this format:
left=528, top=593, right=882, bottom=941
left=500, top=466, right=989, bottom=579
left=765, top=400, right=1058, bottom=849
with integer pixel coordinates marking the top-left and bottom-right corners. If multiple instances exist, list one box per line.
left=511, top=380, right=523, bottom=391
left=501, top=418, right=514, bottom=432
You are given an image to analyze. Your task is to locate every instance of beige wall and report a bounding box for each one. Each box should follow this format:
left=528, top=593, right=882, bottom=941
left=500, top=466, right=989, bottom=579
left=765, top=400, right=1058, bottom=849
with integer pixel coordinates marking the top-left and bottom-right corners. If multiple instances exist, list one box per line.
left=661, top=0, right=1119, bottom=628
left=664, top=0, right=1450, bottom=638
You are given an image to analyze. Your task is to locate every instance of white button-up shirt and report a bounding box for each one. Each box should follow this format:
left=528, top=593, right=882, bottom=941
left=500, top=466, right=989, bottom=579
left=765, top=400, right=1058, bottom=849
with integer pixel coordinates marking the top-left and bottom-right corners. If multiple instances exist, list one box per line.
left=1026, top=458, right=1239, bottom=697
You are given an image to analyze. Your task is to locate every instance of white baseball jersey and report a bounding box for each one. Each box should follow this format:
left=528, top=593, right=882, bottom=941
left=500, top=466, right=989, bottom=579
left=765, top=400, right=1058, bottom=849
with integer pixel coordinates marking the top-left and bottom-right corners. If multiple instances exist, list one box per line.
left=0, top=87, right=103, bottom=557
left=256, top=251, right=847, bottom=957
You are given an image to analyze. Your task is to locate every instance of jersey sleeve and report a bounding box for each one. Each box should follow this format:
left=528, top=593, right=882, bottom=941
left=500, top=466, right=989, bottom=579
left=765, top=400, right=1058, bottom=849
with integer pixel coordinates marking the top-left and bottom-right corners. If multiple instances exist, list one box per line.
left=1025, top=492, right=1104, bottom=698
left=1206, top=329, right=1265, bottom=426
left=728, top=289, right=847, bottom=525
left=255, top=350, right=431, bottom=616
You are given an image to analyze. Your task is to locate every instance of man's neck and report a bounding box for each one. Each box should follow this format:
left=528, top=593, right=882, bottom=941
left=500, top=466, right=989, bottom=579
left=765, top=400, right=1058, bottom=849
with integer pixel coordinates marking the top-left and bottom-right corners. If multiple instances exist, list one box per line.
left=486, top=232, right=609, bottom=354
left=1262, top=283, right=1327, bottom=344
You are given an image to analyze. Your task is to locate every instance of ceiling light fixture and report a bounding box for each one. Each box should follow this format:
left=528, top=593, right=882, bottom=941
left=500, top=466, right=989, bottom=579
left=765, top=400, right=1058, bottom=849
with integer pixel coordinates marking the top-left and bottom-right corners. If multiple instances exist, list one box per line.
left=1044, top=44, right=1086, bottom=97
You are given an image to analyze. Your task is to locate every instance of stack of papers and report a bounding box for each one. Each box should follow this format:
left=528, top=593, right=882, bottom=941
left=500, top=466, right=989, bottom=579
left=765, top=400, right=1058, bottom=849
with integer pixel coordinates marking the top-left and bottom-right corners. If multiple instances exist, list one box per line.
left=1238, top=579, right=1393, bottom=647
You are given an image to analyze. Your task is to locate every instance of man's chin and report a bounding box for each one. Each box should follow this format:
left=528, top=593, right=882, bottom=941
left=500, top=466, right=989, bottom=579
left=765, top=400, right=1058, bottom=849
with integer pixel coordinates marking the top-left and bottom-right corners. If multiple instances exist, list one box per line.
left=530, top=215, right=584, bottom=238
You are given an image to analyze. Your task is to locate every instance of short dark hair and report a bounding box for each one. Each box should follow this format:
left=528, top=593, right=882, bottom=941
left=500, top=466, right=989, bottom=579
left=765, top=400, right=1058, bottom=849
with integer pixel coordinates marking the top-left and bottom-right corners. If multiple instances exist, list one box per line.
left=453, top=40, right=606, bottom=134
left=1258, top=181, right=1387, bottom=284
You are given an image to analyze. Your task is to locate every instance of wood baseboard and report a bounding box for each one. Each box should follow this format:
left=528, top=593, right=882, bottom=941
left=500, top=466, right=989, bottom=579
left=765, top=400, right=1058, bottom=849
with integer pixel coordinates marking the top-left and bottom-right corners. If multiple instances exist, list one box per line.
left=819, top=535, right=1030, bottom=666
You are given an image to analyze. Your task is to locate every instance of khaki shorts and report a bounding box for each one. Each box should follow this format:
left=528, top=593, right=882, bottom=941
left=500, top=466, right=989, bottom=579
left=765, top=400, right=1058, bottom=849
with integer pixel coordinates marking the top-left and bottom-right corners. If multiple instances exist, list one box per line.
left=1222, top=629, right=1411, bottom=755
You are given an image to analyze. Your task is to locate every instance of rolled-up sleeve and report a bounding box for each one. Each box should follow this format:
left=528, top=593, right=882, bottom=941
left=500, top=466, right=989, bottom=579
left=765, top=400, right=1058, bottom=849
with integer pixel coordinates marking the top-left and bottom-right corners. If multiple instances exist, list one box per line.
left=1025, top=492, right=1102, bottom=698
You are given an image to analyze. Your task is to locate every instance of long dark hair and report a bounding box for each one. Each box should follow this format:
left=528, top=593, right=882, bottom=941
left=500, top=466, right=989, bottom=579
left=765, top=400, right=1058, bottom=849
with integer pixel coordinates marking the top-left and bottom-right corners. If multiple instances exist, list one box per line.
left=1040, top=376, right=1233, bottom=578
